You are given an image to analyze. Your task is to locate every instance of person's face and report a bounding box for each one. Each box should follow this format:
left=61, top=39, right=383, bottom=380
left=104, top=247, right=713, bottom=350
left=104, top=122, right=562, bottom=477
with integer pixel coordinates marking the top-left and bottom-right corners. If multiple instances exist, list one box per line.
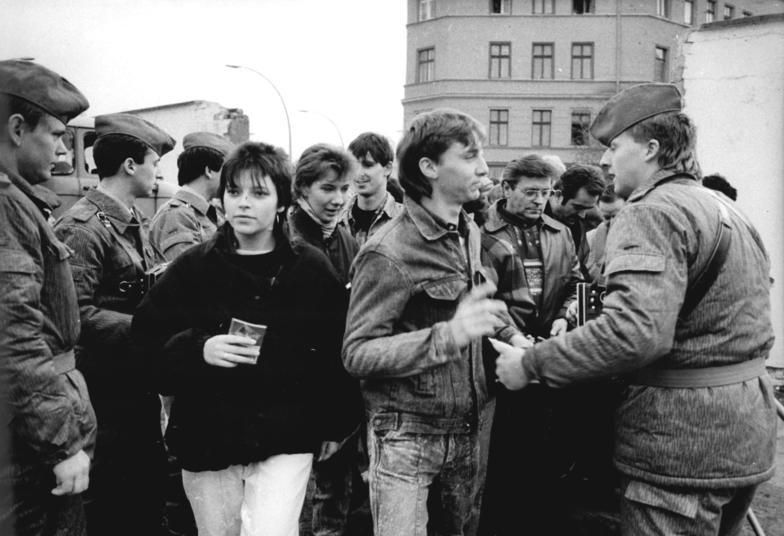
left=301, top=168, right=351, bottom=225
left=223, top=171, right=280, bottom=241
left=553, top=186, right=599, bottom=222
left=130, top=149, right=160, bottom=197
left=503, top=175, right=552, bottom=222
left=600, top=131, right=651, bottom=199
left=16, top=114, right=67, bottom=185
left=598, top=198, right=625, bottom=223
left=353, top=151, right=390, bottom=198
left=431, top=136, right=489, bottom=205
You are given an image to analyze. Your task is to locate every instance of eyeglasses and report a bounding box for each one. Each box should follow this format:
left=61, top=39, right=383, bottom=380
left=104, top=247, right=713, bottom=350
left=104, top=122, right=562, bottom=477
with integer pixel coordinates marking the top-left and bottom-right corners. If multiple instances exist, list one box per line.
left=519, top=188, right=553, bottom=200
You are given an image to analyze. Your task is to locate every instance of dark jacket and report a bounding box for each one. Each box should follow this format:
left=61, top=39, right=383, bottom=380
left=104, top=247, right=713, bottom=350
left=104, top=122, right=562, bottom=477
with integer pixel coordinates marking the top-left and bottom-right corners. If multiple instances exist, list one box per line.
left=132, top=224, right=360, bottom=471
left=522, top=171, right=777, bottom=488
left=483, top=200, right=582, bottom=336
left=0, top=169, right=96, bottom=466
left=288, top=205, right=358, bottom=286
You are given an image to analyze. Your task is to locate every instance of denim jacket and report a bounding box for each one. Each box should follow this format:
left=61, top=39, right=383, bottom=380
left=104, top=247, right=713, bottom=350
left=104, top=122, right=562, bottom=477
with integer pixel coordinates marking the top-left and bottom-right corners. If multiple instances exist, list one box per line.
left=483, top=200, right=582, bottom=336
left=343, top=197, right=522, bottom=435
left=0, top=169, right=96, bottom=466
left=522, top=170, right=777, bottom=488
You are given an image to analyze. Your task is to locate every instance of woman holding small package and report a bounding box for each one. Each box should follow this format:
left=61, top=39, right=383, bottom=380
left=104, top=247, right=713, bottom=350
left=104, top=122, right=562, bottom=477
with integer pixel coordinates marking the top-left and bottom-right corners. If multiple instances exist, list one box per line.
left=132, top=141, right=357, bottom=536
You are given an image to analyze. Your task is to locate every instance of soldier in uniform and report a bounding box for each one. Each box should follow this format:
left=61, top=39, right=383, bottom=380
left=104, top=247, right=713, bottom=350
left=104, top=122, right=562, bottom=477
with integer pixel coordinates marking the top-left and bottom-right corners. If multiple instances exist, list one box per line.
left=54, top=113, right=175, bottom=536
left=150, top=131, right=233, bottom=262
left=0, top=59, right=97, bottom=536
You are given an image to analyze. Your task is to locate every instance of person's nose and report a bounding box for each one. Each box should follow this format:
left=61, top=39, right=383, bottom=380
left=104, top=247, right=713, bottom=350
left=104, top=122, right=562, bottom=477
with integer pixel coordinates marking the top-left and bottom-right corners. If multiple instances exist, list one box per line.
left=599, top=149, right=612, bottom=169
left=54, top=137, right=67, bottom=157
left=476, top=155, right=489, bottom=177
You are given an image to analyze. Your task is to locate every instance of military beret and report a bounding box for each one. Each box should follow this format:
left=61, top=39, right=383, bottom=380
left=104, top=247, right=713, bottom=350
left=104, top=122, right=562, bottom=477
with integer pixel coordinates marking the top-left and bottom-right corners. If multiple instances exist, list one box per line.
left=590, top=83, right=683, bottom=146
left=95, top=113, right=175, bottom=156
left=182, top=131, right=234, bottom=157
left=0, top=60, right=89, bottom=124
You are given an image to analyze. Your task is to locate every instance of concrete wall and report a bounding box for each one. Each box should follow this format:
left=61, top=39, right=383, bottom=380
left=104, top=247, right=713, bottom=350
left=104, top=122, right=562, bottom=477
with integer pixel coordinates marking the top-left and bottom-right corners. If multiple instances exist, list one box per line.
left=681, top=14, right=784, bottom=365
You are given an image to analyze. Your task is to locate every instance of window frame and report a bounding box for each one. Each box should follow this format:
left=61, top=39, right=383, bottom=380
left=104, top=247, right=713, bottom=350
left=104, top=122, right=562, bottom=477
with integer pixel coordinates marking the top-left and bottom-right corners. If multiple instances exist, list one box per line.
left=570, top=110, right=591, bottom=146
left=532, top=109, right=552, bottom=148
left=533, top=0, right=555, bottom=14
left=656, top=0, right=670, bottom=18
left=418, top=0, right=435, bottom=21
left=532, top=42, right=554, bottom=80
left=416, top=47, right=435, bottom=83
left=724, top=4, right=735, bottom=20
left=489, top=42, right=512, bottom=79
left=490, top=0, right=511, bottom=15
left=654, top=46, right=669, bottom=83
left=571, top=42, right=594, bottom=80
left=684, top=0, right=694, bottom=24
left=572, top=0, right=594, bottom=14
left=489, top=108, right=510, bottom=147
left=706, top=0, right=716, bottom=22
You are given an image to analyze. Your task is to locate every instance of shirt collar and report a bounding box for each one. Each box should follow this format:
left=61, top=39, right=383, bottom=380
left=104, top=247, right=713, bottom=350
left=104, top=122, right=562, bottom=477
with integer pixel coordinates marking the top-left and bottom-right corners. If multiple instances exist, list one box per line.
left=176, top=185, right=211, bottom=215
left=626, top=169, right=698, bottom=203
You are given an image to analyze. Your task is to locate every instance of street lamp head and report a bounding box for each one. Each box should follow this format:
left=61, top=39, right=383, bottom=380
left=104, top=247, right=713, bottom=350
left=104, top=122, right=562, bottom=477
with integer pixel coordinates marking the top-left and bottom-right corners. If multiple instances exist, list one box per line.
left=225, top=64, right=240, bottom=69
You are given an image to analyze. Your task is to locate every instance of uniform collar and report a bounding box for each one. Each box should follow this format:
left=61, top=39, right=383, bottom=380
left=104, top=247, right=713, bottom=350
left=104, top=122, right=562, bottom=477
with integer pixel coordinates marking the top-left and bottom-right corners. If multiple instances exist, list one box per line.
left=0, top=164, right=55, bottom=216
left=85, top=189, right=139, bottom=233
left=176, top=186, right=211, bottom=215
left=626, top=169, right=698, bottom=204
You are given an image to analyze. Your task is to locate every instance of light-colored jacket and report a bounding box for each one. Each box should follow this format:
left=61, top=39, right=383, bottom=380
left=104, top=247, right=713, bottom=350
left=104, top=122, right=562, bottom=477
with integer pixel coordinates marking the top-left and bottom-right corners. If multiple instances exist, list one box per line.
left=522, top=170, right=777, bottom=489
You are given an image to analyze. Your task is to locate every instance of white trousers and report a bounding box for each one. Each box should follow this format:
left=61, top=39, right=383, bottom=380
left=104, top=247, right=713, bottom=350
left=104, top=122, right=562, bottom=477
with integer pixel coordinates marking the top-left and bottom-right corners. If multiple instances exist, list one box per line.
left=182, top=453, right=313, bottom=536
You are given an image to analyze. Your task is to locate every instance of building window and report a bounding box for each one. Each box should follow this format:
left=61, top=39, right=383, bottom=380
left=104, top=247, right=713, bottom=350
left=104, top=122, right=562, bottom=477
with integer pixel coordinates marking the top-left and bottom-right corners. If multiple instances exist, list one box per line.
left=532, top=110, right=552, bottom=147
left=417, top=48, right=435, bottom=83
left=573, top=0, right=594, bottom=14
left=571, top=42, right=594, bottom=80
left=490, top=0, right=511, bottom=14
left=654, top=46, right=669, bottom=82
left=706, top=1, right=716, bottom=22
left=656, top=0, right=670, bottom=18
left=533, top=0, right=555, bottom=14
left=489, top=109, right=509, bottom=146
left=743, top=10, right=753, bottom=17
left=488, top=164, right=506, bottom=182
left=489, top=42, right=511, bottom=79
left=418, top=0, right=434, bottom=21
left=684, top=0, right=694, bottom=24
left=571, top=111, right=591, bottom=146
left=724, top=4, right=735, bottom=19
left=532, top=43, right=554, bottom=80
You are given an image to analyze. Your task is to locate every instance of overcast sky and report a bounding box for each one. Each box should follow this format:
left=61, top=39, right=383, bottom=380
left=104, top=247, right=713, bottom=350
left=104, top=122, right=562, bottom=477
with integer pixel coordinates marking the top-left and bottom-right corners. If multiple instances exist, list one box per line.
left=0, top=0, right=408, bottom=157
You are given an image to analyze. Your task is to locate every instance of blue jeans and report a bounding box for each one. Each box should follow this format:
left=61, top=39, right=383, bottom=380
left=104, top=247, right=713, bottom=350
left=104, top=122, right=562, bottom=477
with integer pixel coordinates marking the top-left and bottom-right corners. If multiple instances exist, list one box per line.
left=366, top=409, right=492, bottom=536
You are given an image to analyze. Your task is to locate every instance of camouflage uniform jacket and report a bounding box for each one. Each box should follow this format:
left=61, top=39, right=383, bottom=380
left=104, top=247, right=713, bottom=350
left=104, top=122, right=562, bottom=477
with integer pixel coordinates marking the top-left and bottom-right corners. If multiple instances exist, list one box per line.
left=149, top=187, right=218, bottom=262
left=0, top=168, right=96, bottom=466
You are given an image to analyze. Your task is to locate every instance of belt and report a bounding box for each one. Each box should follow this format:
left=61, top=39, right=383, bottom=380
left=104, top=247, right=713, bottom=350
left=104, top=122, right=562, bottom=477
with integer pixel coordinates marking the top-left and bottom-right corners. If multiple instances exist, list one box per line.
left=631, top=357, right=766, bottom=388
left=53, top=349, right=76, bottom=375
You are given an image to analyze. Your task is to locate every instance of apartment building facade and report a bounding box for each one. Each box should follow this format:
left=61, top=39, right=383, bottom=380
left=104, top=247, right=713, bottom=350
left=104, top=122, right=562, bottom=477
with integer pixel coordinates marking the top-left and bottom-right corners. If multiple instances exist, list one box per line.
left=403, top=0, right=778, bottom=176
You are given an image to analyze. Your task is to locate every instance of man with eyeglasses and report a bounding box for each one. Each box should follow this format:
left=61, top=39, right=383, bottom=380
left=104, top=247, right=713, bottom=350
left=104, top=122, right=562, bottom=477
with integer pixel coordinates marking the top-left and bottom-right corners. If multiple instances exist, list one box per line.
left=478, top=154, right=584, bottom=535
left=545, top=164, right=605, bottom=279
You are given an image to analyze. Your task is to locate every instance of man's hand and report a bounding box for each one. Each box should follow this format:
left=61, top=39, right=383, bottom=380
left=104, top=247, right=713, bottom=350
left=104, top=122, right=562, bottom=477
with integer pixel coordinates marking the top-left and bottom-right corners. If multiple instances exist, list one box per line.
left=550, top=318, right=568, bottom=337
left=448, top=281, right=508, bottom=348
left=52, top=449, right=90, bottom=496
left=489, top=338, right=531, bottom=391
left=565, top=301, right=579, bottom=326
left=203, top=334, right=260, bottom=367
left=509, top=333, right=534, bottom=349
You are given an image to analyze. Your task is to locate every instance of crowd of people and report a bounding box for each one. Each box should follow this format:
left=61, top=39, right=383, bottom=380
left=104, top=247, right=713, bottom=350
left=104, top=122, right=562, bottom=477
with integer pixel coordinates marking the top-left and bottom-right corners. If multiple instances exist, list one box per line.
left=0, top=58, right=777, bottom=536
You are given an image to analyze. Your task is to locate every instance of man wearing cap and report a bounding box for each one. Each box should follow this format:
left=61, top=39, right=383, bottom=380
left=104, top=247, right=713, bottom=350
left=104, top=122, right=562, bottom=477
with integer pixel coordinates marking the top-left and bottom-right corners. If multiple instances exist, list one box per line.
left=0, top=59, right=97, bottom=536
left=150, top=131, right=233, bottom=262
left=495, top=83, right=776, bottom=535
left=54, top=113, right=175, bottom=536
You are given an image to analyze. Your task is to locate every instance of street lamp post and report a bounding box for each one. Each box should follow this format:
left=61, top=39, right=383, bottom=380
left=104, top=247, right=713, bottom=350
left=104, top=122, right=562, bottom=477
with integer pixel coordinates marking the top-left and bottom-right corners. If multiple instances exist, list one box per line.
left=298, top=109, right=345, bottom=147
left=225, top=64, right=292, bottom=157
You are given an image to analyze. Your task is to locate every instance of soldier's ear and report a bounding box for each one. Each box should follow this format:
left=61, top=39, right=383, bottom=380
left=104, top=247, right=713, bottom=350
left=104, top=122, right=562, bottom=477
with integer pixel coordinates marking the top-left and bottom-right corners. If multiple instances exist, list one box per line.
left=122, top=157, right=137, bottom=176
left=6, top=114, right=27, bottom=147
left=643, top=139, right=661, bottom=164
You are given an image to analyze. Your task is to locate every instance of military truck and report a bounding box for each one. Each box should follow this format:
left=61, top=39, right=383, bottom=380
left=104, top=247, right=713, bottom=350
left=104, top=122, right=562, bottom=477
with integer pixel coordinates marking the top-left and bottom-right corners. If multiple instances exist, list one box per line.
left=41, top=115, right=178, bottom=218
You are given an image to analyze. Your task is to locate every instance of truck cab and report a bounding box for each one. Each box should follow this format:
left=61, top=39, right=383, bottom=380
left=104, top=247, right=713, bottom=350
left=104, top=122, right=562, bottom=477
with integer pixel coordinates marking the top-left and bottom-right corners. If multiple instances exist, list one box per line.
left=41, top=115, right=178, bottom=218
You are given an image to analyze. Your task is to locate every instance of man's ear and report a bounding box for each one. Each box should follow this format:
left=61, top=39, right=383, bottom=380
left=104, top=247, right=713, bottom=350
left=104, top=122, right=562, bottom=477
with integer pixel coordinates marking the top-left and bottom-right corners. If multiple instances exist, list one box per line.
left=6, top=114, right=27, bottom=147
left=644, top=139, right=661, bottom=164
left=383, top=161, right=393, bottom=178
left=418, top=156, right=438, bottom=181
left=121, top=157, right=137, bottom=176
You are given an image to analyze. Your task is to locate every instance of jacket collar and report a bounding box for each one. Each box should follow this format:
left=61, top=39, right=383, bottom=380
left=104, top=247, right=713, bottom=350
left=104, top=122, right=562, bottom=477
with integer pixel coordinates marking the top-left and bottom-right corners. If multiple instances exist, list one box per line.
left=175, top=186, right=211, bottom=215
left=404, top=195, right=468, bottom=241
left=0, top=165, right=55, bottom=216
left=84, top=189, right=138, bottom=234
left=626, top=169, right=698, bottom=204
left=346, top=192, right=399, bottom=225
left=484, top=199, right=561, bottom=233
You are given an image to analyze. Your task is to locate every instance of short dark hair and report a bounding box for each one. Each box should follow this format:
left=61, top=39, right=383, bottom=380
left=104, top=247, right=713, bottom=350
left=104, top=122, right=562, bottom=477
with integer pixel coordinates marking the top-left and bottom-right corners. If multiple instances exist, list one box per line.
left=502, top=155, right=554, bottom=187
left=0, top=94, right=47, bottom=131
left=293, top=144, right=356, bottom=199
left=598, top=182, right=619, bottom=204
left=218, top=142, right=292, bottom=210
left=92, top=134, right=149, bottom=179
left=553, top=164, right=605, bottom=203
left=348, top=132, right=394, bottom=167
left=628, top=112, right=700, bottom=176
left=702, top=173, right=737, bottom=201
left=176, top=146, right=225, bottom=186
left=396, top=109, right=485, bottom=202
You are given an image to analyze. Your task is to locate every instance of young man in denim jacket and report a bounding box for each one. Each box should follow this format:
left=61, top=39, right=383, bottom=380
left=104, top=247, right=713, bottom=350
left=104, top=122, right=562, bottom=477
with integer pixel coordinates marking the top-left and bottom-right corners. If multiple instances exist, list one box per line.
left=496, top=83, right=777, bottom=536
left=343, top=109, right=529, bottom=536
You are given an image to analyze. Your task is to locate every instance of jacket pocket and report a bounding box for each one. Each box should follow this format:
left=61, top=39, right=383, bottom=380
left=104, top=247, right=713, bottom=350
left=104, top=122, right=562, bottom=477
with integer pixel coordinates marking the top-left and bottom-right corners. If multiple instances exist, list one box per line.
left=623, top=479, right=700, bottom=519
left=605, top=253, right=665, bottom=277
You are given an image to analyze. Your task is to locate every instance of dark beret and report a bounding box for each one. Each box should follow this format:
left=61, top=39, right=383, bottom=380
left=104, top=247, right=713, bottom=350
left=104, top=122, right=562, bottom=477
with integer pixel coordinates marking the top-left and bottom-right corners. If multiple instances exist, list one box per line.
left=182, top=131, right=234, bottom=157
left=590, top=83, right=682, bottom=146
left=95, top=113, right=175, bottom=156
left=0, top=60, right=89, bottom=124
